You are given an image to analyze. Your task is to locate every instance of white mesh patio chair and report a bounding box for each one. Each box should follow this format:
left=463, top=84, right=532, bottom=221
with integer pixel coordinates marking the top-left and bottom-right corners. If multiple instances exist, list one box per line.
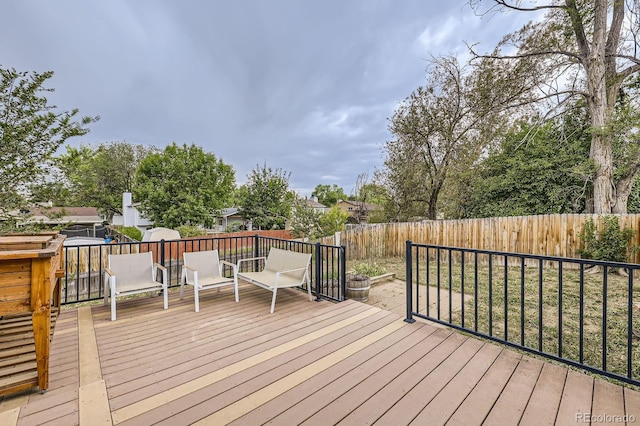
left=103, top=251, right=168, bottom=321
left=180, top=250, right=239, bottom=312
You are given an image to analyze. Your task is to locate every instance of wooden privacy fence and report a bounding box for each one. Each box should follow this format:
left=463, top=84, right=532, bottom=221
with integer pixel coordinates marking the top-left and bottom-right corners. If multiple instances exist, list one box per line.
left=321, top=214, right=640, bottom=264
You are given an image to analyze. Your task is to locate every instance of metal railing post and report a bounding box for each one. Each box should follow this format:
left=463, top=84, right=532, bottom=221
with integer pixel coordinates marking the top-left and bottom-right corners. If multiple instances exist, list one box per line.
left=405, top=240, right=415, bottom=323
left=315, top=242, right=322, bottom=302
left=254, top=234, right=260, bottom=258
left=340, top=245, right=346, bottom=301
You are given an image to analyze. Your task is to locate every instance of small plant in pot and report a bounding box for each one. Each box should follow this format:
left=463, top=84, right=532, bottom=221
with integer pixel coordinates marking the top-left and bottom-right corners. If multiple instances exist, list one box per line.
left=346, top=262, right=387, bottom=302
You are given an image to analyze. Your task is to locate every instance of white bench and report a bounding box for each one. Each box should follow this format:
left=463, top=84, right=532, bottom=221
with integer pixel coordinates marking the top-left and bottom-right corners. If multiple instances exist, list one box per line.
left=237, top=247, right=312, bottom=313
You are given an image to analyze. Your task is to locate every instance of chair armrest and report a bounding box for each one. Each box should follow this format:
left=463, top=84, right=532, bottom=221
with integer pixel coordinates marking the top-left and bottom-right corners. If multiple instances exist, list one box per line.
left=276, top=266, right=308, bottom=275
left=237, top=257, right=266, bottom=270
left=104, top=267, right=115, bottom=277
left=220, top=260, right=238, bottom=271
left=154, top=263, right=167, bottom=271
left=274, top=266, right=309, bottom=287
left=182, top=264, right=197, bottom=272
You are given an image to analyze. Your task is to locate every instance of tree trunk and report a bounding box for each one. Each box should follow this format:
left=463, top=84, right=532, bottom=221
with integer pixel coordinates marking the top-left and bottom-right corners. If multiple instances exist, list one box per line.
left=590, top=133, right=613, bottom=214
left=613, top=178, right=631, bottom=214
left=587, top=51, right=612, bottom=214
left=613, top=163, right=640, bottom=214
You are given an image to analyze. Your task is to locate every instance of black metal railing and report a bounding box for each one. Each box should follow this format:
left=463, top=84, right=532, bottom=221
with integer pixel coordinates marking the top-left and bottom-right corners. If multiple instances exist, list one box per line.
left=405, top=240, right=640, bottom=386
left=61, top=235, right=346, bottom=304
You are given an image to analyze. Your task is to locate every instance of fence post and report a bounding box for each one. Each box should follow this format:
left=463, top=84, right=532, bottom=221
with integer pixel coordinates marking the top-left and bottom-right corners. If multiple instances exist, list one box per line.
left=315, top=242, right=322, bottom=302
left=405, top=240, right=415, bottom=323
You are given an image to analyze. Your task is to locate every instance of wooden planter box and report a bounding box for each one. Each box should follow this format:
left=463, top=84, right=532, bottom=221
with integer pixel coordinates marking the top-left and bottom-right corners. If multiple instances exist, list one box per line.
left=0, top=232, right=65, bottom=395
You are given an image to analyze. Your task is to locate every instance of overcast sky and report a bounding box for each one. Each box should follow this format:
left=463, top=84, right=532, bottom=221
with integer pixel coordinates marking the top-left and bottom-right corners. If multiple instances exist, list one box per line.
left=2, top=1, right=532, bottom=197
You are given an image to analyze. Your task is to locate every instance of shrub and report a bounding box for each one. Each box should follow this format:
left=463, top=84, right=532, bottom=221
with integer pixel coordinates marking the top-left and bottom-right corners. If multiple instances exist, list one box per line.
left=577, top=216, right=637, bottom=262
left=118, top=226, right=143, bottom=241
left=352, top=262, right=387, bottom=277
left=176, top=224, right=206, bottom=238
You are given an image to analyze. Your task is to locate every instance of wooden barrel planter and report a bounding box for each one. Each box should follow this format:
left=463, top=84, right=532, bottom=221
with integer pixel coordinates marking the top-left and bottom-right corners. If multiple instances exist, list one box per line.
left=346, top=273, right=371, bottom=302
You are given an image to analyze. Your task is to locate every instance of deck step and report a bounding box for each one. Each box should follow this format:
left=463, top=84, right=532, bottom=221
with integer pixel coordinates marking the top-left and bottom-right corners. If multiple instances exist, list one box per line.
left=0, top=309, right=59, bottom=396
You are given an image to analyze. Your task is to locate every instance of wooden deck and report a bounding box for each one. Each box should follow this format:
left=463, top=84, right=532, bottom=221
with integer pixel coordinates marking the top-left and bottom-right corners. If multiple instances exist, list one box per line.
left=0, top=282, right=639, bottom=425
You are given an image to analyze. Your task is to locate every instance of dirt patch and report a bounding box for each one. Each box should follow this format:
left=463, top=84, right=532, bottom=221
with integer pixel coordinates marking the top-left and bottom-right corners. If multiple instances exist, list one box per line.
left=364, top=279, right=472, bottom=319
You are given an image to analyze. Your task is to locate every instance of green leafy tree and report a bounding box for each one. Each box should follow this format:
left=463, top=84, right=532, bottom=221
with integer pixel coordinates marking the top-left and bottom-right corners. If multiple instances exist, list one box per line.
left=381, top=56, right=501, bottom=220
left=52, top=141, right=154, bottom=217
left=135, top=143, right=235, bottom=229
left=470, top=0, right=640, bottom=213
left=28, top=180, right=72, bottom=206
left=319, top=206, right=349, bottom=236
left=237, top=163, right=294, bottom=230
left=312, top=184, right=348, bottom=207
left=455, top=117, right=593, bottom=218
left=362, top=182, right=392, bottom=223
left=290, top=197, right=322, bottom=239
left=0, top=67, right=96, bottom=228
left=578, top=216, right=637, bottom=263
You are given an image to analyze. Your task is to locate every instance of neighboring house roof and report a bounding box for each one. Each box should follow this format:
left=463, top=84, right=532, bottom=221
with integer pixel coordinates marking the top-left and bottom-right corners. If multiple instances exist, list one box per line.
left=337, top=200, right=379, bottom=211
left=221, top=208, right=241, bottom=218
left=28, top=207, right=103, bottom=225
left=305, top=199, right=328, bottom=209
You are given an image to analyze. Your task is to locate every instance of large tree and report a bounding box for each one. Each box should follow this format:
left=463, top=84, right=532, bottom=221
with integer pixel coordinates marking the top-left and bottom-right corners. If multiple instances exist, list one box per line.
left=135, top=143, right=235, bottom=229
left=312, top=184, right=348, bottom=207
left=381, top=56, right=507, bottom=220
left=0, top=67, right=96, bottom=223
left=470, top=0, right=640, bottom=213
left=50, top=141, right=154, bottom=217
left=237, top=163, right=294, bottom=230
left=455, top=117, right=593, bottom=218
left=289, top=196, right=322, bottom=239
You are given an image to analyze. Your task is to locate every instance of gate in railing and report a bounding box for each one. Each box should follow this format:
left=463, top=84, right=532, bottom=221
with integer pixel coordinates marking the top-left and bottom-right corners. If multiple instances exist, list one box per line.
left=62, top=235, right=346, bottom=304
left=404, top=240, right=640, bottom=387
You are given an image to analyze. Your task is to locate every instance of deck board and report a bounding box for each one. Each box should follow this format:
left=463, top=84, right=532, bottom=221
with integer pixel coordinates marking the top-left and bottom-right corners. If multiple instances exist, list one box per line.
left=330, top=332, right=476, bottom=426
left=231, top=319, right=437, bottom=425
left=519, top=362, right=567, bottom=425
left=0, top=281, right=636, bottom=426
left=482, top=356, right=544, bottom=425
left=445, top=349, right=521, bottom=425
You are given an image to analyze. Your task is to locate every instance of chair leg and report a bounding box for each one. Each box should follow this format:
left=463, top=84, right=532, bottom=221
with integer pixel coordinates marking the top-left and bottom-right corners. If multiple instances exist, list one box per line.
left=194, top=285, right=200, bottom=313
left=306, top=281, right=313, bottom=301
left=111, top=281, right=117, bottom=321
left=270, top=288, right=278, bottom=314
left=179, top=270, right=185, bottom=300
left=161, top=269, right=168, bottom=311
left=233, top=277, right=239, bottom=303
left=162, top=283, right=168, bottom=310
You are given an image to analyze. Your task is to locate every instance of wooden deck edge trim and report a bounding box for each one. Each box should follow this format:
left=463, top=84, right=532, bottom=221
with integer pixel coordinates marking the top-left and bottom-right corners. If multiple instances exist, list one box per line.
left=110, top=306, right=382, bottom=425
left=0, top=406, right=19, bottom=426
left=195, top=319, right=408, bottom=425
left=78, top=307, right=102, bottom=386
left=79, top=380, right=112, bottom=426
